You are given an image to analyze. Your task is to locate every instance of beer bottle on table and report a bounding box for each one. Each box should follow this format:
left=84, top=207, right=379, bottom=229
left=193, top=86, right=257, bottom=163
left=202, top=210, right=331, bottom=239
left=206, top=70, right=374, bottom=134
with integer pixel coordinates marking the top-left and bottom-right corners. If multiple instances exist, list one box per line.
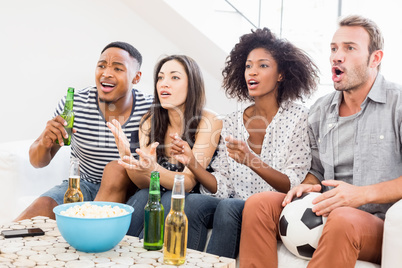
left=63, top=157, right=83, bottom=203
left=163, top=174, right=188, bottom=265
left=57, top=87, right=75, bottom=146
left=144, top=171, right=164, bottom=250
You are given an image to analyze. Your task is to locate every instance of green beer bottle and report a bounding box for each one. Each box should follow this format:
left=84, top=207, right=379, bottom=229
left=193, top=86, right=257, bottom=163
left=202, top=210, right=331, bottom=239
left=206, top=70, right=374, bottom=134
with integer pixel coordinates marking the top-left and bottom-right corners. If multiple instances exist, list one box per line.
left=57, top=87, right=75, bottom=146
left=144, top=171, right=164, bottom=250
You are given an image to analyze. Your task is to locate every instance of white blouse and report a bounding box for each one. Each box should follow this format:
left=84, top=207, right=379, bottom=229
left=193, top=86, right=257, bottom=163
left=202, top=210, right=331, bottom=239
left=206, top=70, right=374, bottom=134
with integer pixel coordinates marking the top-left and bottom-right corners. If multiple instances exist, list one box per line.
left=200, top=101, right=311, bottom=200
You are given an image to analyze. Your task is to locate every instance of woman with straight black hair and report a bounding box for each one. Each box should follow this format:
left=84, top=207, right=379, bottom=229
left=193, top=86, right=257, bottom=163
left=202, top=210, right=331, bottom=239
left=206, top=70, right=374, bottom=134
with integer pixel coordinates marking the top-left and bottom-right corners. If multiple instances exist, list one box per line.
left=95, top=54, right=221, bottom=236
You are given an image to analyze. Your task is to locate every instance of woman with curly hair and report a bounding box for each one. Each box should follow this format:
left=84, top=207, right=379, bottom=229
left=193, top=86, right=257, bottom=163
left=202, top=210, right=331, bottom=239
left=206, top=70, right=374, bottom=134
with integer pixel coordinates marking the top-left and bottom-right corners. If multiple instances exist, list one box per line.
left=170, top=27, right=319, bottom=258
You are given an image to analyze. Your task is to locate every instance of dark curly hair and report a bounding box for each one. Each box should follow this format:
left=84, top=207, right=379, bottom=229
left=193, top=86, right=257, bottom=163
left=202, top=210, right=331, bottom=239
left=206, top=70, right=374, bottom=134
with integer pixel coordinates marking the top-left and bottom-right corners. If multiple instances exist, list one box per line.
left=222, top=28, right=319, bottom=104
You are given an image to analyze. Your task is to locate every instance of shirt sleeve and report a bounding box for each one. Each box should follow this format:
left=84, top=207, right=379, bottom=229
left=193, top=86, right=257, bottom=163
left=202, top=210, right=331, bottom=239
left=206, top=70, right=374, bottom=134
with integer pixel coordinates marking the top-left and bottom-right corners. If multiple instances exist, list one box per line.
left=53, top=95, right=66, bottom=118
left=281, top=108, right=312, bottom=188
left=307, top=106, right=325, bottom=182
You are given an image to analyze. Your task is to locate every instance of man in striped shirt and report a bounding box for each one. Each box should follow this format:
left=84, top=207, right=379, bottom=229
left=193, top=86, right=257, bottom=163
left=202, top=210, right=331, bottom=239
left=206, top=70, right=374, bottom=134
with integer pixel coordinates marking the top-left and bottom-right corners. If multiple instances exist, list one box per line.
left=15, top=41, right=153, bottom=221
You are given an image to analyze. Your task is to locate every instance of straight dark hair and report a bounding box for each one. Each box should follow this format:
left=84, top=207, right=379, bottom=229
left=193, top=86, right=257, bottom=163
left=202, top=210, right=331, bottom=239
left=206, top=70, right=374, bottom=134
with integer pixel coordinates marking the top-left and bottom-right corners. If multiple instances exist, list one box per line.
left=141, top=55, right=205, bottom=161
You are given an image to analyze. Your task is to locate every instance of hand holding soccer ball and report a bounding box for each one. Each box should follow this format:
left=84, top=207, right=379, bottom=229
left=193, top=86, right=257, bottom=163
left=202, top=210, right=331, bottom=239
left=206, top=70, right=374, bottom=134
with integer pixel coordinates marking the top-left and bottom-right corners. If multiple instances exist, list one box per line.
left=279, top=192, right=327, bottom=260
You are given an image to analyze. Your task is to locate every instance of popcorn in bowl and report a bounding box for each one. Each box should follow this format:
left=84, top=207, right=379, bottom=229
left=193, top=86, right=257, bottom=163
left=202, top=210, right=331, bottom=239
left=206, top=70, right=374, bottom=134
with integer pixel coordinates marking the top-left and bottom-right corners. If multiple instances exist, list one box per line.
left=60, top=202, right=129, bottom=218
left=53, top=201, right=134, bottom=252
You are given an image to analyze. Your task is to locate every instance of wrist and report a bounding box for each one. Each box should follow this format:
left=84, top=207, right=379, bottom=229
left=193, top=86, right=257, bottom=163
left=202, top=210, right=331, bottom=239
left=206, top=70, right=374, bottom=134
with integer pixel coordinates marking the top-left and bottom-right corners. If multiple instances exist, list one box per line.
left=187, top=154, right=197, bottom=169
left=154, top=163, right=162, bottom=173
left=362, top=185, right=374, bottom=204
left=246, top=153, right=260, bottom=169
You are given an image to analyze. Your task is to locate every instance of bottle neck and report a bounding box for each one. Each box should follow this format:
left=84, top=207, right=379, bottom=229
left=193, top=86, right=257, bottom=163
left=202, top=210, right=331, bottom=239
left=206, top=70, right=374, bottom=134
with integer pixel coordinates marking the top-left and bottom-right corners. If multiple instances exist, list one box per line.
left=171, top=194, right=185, bottom=212
left=170, top=175, right=185, bottom=211
left=64, top=99, right=73, bottom=112
left=68, top=177, right=80, bottom=189
left=64, top=89, right=74, bottom=112
left=148, top=175, right=161, bottom=202
left=148, top=192, right=161, bottom=203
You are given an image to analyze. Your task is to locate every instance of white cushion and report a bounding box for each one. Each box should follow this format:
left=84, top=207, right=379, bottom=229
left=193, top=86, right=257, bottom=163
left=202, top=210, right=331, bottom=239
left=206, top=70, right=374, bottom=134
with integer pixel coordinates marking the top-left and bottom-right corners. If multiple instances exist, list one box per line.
left=0, top=140, right=70, bottom=223
left=382, top=199, right=402, bottom=268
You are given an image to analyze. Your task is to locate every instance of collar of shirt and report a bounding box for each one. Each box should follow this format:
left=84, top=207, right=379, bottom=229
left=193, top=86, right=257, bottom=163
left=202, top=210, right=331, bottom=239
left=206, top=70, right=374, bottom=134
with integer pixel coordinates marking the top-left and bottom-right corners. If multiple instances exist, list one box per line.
left=329, top=73, right=386, bottom=114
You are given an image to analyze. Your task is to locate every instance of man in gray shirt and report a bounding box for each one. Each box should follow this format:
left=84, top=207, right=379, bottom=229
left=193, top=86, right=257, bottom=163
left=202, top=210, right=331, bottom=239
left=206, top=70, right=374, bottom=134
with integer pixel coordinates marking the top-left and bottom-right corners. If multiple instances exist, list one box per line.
left=239, top=15, right=402, bottom=267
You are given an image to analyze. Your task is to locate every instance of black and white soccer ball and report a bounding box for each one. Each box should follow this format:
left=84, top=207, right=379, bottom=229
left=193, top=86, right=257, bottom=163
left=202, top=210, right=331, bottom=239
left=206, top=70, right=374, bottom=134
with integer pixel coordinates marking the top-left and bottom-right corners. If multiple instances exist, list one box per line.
left=279, top=192, right=327, bottom=260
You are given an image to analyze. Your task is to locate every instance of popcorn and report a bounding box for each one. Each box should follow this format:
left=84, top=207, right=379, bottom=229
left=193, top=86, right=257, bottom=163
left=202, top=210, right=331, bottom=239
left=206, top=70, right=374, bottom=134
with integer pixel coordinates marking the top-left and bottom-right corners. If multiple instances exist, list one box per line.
left=60, top=202, right=129, bottom=218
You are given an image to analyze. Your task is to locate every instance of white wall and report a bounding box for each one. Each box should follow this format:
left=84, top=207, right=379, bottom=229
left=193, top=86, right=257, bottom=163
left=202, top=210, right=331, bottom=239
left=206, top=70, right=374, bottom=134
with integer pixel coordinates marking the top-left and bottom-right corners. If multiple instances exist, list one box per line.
left=2, top=0, right=401, bottom=144
left=0, top=0, right=234, bottom=143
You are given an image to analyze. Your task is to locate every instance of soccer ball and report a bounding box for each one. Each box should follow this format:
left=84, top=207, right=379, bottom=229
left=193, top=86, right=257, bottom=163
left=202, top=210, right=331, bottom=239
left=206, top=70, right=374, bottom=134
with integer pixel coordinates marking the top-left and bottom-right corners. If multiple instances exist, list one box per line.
left=279, top=192, right=327, bottom=260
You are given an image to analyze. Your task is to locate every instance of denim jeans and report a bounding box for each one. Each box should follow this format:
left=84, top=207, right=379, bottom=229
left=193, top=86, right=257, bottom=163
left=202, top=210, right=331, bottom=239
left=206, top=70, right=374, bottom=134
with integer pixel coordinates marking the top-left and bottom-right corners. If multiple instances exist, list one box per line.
left=126, top=188, right=173, bottom=237
left=185, top=194, right=221, bottom=251
left=185, top=194, right=245, bottom=259
left=41, top=179, right=101, bottom=205
left=207, top=198, right=245, bottom=258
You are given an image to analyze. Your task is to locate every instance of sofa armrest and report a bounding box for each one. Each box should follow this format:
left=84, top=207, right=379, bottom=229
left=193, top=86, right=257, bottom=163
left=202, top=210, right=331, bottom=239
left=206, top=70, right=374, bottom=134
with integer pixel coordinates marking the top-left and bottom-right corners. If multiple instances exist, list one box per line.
left=0, top=139, right=70, bottom=223
left=382, top=199, right=402, bottom=268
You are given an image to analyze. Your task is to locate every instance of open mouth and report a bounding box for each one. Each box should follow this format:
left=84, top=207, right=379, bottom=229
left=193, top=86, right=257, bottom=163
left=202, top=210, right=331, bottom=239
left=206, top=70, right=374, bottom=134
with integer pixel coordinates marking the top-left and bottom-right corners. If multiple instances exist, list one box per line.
left=100, top=82, right=116, bottom=93
left=160, top=90, right=171, bottom=97
left=332, top=67, right=344, bottom=82
left=101, top=82, right=115, bottom=88
left=248, top=80, right=259, bottom=88
left=335, top=69, right=343, bottom=76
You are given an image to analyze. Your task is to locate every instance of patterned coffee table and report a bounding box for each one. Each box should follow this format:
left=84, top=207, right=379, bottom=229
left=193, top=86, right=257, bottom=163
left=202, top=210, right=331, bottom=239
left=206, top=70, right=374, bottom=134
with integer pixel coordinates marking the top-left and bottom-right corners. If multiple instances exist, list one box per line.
left=0, top=216, right=235, bottom=267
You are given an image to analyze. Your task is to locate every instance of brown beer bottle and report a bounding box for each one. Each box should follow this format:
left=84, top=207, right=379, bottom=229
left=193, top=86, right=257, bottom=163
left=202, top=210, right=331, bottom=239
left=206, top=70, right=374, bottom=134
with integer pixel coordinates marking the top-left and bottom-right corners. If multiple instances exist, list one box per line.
left=64, top=157, right=83, bottom=203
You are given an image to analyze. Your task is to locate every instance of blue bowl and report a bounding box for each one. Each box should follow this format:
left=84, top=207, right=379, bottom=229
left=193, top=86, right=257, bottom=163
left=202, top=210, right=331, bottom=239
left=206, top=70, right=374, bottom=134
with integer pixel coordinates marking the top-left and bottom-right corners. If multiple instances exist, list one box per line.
left=53, top=201, right=134, bottom=253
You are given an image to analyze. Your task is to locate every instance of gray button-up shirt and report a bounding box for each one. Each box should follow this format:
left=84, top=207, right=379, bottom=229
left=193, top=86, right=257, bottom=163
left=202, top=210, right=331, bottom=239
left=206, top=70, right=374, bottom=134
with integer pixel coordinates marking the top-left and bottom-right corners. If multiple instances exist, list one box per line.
left=308, top=74, right=402, bottom=219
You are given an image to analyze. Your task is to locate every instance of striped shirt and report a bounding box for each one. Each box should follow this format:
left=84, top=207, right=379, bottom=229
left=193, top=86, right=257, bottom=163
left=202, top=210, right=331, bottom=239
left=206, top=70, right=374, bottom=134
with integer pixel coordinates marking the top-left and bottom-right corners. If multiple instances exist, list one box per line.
left=54, top=86, right=153, bottom=184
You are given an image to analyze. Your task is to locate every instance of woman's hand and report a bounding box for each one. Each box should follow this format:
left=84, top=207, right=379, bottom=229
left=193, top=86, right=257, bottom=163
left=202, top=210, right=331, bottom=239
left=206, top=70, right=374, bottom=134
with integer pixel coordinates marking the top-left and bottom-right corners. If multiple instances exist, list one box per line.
left=106, top=119, right=131, bottom=159
left=225, top=135, right=253, bottom=166
left=118, top=142, right=159, bottom=174
left=169, top=133, right=195, bottom=167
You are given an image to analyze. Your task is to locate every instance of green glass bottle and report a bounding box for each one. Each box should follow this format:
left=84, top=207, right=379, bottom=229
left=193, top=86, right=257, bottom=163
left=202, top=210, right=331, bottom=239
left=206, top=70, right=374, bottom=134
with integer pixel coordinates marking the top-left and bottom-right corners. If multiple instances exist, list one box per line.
left=144, top=171, right=164, bottom=250
left=57, top=87, right=75, bottom=146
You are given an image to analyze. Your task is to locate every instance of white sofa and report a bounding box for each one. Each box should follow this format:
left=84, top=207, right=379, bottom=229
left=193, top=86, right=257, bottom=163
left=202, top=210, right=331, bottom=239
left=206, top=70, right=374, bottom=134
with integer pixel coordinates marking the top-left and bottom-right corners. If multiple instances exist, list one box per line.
left=0, top=139, right=400, bottom=267
left=0, top=139, right=70, bottom=223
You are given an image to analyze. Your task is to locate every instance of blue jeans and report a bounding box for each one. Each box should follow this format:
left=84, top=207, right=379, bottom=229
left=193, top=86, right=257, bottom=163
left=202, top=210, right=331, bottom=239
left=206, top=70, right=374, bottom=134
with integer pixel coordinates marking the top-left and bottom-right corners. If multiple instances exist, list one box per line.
left=40, top=180, right=101, bottom=205
left=185, top=194, right=221, bottom=251
left=126, top=189, right=173, bottom=237
left=185, top=194, right=245, bottom=259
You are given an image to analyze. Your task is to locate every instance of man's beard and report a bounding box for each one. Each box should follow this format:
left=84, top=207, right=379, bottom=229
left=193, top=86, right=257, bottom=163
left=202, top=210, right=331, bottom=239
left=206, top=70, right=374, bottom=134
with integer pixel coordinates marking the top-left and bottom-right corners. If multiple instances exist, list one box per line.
left=334, top=59, right=370, bottom=92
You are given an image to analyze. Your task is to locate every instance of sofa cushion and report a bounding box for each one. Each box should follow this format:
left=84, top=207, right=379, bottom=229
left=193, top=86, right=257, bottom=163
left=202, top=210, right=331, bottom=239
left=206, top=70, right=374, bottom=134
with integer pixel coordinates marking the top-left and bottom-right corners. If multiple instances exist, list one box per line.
left=0, top=140, right=70, bottom=223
